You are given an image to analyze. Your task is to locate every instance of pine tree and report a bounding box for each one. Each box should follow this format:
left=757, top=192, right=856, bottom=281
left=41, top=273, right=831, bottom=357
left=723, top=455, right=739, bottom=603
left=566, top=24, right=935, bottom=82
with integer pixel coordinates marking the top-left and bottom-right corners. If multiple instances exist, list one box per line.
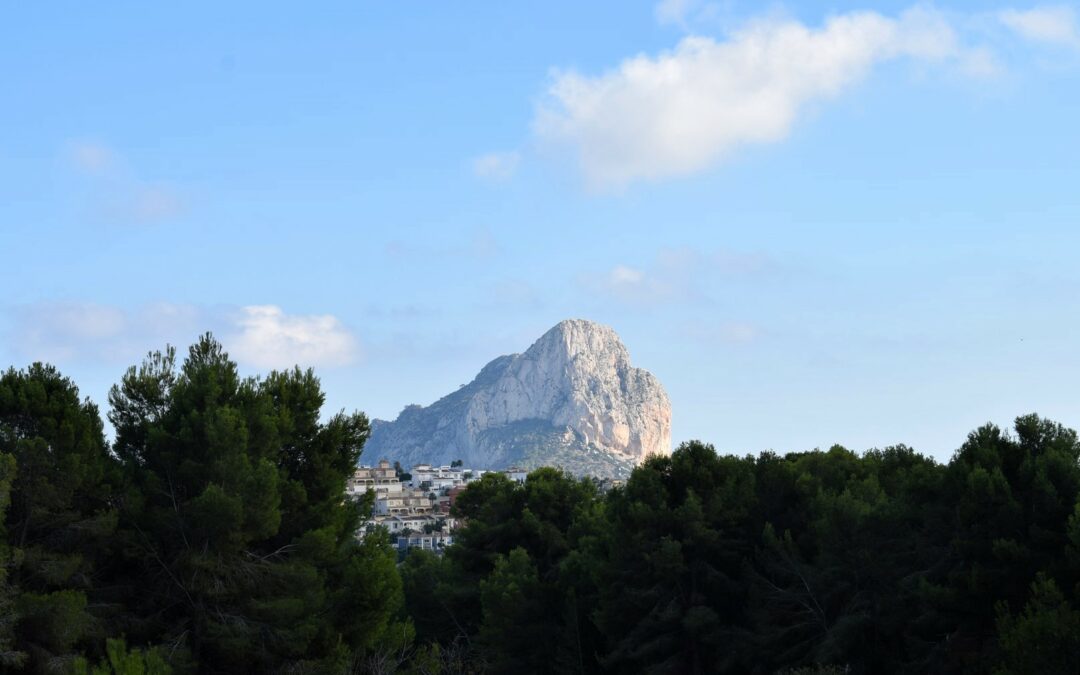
left=73, top=637, right=172, bottom=675
left=478, top=547, right=555, bottom=673
left=0, top=450, right=26, bottom=669
left=596, top=442, right=756, bottom=674
left=994, top=575, right=1080, bottom=675
left=0, top=363, right=119, bottom=671
left=106, top=335, right=405, bottom=672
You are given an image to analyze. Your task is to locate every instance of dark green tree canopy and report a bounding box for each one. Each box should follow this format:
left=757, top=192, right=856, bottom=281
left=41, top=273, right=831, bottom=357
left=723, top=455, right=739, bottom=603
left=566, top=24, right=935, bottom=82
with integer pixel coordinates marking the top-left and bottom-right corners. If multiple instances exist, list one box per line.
left=104, top=335, right=401, bottom=673
left=5, top=344, right=1080, bottom=675
left=0, top=363, right=119, bottom=671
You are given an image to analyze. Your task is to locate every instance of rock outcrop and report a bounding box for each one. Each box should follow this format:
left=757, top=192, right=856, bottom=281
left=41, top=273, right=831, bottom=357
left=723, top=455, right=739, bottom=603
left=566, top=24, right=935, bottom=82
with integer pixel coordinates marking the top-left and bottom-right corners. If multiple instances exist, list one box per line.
left=364, top=319, right=672, bottom=477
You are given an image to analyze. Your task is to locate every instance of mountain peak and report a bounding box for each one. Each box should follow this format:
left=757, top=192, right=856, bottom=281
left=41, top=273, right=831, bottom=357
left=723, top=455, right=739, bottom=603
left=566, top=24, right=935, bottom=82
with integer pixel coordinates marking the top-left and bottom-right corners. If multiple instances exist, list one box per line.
left=544, top=317, right=614, bottom=336
left=364, top=319, right=671, bottom=477
left=530, top=319, right=627, bottom=358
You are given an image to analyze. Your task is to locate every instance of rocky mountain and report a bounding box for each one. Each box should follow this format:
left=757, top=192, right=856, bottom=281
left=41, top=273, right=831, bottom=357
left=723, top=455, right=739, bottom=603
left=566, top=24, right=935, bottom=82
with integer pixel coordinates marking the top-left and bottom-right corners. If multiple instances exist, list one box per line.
left=364, top=319, right=672, bottom=478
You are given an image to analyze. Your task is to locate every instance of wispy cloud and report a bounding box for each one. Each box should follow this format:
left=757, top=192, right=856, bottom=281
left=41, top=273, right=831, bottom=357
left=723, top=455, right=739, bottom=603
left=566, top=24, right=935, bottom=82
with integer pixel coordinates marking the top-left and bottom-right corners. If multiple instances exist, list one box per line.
left=69, top=140, right=116, bottom=175
left=483, top=279, right=546, bottom=312
left=66, top=139, right=186, bottom=224
left=654, top=0, right=724, bottom=30
left=8, top=302, right=200, bottom=364
left=586, top=264, right=680, bottom=306
left=581, top=247, right=775, bottom=307
left=999, top=5, right=1080, bottom=47
left=125, top=185, right=185, bottom=222
left=683, top=319, right=762, bottom=345
left=655, top=0, right=698, bottom=27
left=535, top=6, right=992, bottom=188
left=472, top=151, right=521, bottom=181
left=6, top=302, right=359, bottom=371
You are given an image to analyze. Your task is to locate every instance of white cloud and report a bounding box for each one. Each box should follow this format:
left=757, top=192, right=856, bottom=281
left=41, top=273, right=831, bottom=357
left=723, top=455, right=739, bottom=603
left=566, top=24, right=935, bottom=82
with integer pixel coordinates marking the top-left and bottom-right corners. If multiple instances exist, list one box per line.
left=227, top=305, right=359, bottom=370
left=472, top=151, right=520, bottom=180
left=598, top=264, right=675, bottom=305
left=6, top=302, right=358, bottom=371
left=999, top=6, right=1080, bottom=47
left=536, top=7, right=982, bottom=188
left=610, top=264, right=645, bottom=286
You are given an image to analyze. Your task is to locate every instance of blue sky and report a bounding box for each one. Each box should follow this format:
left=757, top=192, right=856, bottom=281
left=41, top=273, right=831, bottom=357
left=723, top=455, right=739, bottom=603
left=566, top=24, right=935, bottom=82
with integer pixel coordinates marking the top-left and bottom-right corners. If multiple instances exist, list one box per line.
left=2, top=1, right=1080, bottom=462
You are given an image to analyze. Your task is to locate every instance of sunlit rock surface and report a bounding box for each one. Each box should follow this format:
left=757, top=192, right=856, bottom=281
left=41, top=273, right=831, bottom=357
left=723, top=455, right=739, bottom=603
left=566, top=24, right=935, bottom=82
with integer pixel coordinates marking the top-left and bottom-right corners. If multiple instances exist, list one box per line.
left=364, top=319, right=672, bottom=478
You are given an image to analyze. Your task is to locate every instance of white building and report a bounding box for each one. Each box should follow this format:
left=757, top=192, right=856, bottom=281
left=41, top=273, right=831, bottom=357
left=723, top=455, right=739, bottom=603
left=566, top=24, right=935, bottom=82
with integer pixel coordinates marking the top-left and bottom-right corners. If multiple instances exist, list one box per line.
left=504, top=467, right=528, bottom=483
left=347, top=459, right=402, bottom=499
left=352, top=460, right=480, bottom=552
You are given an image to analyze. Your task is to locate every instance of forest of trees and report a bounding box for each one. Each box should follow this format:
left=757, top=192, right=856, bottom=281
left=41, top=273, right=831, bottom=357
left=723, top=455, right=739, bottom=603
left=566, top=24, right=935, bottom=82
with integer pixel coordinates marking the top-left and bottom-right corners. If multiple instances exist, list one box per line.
left=4, top=335, right=1080, bottom=673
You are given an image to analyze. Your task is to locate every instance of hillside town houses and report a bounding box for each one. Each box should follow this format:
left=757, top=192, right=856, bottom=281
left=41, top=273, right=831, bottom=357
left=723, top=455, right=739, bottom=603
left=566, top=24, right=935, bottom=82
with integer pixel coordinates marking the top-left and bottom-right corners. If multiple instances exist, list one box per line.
left=348, top=459, right=529, bottom=552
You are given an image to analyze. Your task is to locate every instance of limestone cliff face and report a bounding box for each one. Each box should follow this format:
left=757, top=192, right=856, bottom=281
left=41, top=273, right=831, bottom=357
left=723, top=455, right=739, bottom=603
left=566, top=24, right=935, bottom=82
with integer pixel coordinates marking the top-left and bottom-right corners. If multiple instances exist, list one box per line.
left=364, top=319, right=672, bottom=477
